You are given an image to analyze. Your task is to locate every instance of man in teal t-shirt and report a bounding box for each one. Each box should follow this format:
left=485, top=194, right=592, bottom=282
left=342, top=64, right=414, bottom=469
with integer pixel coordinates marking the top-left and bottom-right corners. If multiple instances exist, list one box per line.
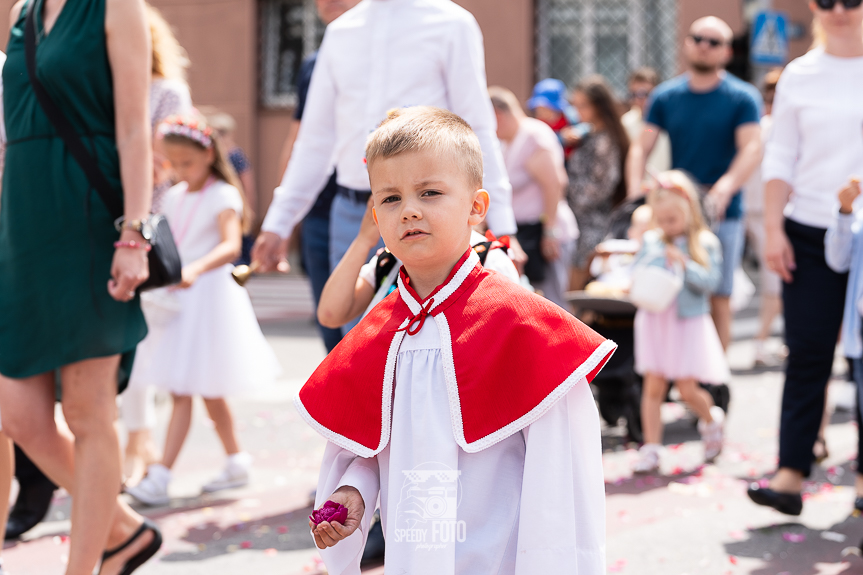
left=628, top=15, right=763, bottom=350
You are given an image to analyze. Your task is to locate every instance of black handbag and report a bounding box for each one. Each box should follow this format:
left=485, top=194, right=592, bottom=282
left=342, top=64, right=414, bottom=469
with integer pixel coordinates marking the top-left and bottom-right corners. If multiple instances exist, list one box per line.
left=24, top=0, right=181, bottom=292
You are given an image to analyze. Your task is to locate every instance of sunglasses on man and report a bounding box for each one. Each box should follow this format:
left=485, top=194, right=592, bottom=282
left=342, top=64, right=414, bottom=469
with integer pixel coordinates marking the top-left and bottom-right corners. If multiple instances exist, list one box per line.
left=815, top=0, right=863, bottom=9
left=689, top=34, right=727, bottom=48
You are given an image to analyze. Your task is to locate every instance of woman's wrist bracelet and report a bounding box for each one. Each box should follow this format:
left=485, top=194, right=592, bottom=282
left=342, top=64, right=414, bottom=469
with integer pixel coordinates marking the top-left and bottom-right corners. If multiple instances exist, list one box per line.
left=114, top=240, right=151, bottom=252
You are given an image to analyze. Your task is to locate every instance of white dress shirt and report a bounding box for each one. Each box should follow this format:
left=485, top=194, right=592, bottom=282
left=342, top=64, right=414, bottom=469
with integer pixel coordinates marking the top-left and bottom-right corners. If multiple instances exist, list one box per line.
left=261, top=0, right=516, bottom=238
left=762, top=47, right=863, bottom=229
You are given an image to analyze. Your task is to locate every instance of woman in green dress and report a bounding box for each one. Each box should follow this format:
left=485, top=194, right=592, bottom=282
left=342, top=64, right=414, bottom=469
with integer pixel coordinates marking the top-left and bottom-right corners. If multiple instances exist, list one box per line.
left=0, top=0, right=161, bottom=573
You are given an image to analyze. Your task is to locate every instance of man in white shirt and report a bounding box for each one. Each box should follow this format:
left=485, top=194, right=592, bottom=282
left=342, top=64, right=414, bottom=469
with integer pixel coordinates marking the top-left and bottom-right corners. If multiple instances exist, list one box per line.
left=252, top=0, right=521, bottom=287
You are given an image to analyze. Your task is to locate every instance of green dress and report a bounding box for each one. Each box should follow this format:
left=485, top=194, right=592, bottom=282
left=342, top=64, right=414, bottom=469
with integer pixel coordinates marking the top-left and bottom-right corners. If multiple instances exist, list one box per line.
left=0, top=0, right=146, bottom=387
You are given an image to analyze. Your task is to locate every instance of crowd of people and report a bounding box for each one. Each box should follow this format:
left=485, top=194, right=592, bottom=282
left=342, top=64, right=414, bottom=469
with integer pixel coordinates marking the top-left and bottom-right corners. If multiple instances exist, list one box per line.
left=0, top=0, right=860, bottom=573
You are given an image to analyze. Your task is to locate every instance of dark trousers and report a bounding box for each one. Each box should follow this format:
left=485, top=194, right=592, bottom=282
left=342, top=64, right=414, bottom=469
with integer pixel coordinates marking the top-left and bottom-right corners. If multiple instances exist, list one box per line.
left=15, top=444, right=54, bottom=487
left=778, top=219, right=848, bottom=476
left=301, top=214, right=343, bottom=353
left=851, top=357, right=863, bottom=472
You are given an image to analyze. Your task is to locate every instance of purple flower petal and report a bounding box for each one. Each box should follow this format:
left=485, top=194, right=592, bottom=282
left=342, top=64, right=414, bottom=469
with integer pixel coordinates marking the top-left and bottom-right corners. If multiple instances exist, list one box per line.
left=310, top=500, right=349, bottom=526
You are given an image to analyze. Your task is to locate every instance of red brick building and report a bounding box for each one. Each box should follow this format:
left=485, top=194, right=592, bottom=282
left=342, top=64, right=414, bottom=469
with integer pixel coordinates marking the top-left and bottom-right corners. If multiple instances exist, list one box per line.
left=0, top=0, right=815, bottom=222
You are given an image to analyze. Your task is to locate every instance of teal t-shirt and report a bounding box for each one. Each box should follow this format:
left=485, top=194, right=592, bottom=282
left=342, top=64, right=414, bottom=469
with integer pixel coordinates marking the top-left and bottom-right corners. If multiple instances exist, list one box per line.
left=645, top=73, right=762, bottom=220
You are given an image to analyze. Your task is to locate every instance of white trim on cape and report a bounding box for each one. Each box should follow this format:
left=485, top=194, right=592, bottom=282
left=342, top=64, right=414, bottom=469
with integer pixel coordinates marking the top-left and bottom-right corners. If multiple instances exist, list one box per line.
left=297, top=248, right=617, bottom=458
left=293, top=319, right=408, bottom=458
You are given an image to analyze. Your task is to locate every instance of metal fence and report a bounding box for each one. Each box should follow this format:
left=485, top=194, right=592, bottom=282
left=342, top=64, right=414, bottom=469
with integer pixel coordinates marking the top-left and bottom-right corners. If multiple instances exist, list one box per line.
left=260, top=0, right=324, bottom=108
left=535, top=0, right=679, bottom=98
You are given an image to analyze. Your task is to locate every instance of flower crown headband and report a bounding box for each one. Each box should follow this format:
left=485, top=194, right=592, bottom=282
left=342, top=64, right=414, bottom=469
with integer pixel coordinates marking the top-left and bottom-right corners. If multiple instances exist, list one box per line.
left=157, top=115, right=214, bottom=149
left=645, top=168, right=692, bottom=203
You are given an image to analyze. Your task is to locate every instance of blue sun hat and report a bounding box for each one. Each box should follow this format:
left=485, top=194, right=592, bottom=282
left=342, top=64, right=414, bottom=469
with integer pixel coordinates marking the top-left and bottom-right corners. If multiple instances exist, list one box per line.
left=527, top=78, right=569, bottom=113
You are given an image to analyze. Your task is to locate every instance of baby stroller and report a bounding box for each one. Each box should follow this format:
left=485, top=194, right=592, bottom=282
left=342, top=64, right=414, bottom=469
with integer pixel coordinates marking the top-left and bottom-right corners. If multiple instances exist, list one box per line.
left=569, top=198, right=730, bottom=444
left=570, top=292, right=644, bottom=443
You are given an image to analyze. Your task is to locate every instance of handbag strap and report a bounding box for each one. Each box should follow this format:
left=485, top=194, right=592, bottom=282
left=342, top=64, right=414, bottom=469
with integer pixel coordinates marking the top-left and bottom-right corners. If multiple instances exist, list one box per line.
left=24, top=0, right=123, bottom=220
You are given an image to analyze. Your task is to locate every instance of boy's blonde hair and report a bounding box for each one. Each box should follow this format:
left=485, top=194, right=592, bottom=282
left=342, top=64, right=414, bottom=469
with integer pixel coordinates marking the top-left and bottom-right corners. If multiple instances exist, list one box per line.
left=647, top=170, right=715, bottom=267
left=365, top=106, right=484, bottom=189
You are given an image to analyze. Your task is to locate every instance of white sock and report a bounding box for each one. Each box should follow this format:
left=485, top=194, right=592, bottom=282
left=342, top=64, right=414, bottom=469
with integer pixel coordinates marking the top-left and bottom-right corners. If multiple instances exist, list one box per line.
left=227, top=451, right=252, bottom=468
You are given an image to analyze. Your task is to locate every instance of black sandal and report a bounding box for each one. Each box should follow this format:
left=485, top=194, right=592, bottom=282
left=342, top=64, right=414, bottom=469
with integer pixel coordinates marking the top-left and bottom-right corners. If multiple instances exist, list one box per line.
left=100, top=519, right=162, bottom=575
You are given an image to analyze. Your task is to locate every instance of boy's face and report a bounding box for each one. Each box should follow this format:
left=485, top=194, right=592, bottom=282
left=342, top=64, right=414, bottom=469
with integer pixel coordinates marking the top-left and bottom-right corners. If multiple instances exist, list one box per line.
left=369, top=149, right=488, bottom=273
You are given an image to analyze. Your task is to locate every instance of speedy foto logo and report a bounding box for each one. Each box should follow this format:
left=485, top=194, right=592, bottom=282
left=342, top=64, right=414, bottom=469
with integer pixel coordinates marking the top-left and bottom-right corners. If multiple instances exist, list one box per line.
left=394, top=462, right=466, bottom=550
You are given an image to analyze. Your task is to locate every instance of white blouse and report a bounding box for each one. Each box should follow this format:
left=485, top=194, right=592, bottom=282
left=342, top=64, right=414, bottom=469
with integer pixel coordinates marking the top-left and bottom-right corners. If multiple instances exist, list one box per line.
left=762, top=47, right=863, bottom=229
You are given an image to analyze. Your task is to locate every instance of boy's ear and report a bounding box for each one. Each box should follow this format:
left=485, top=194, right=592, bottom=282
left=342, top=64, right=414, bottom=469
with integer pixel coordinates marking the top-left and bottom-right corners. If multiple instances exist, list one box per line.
left=468, top=189, right=490, bottom=226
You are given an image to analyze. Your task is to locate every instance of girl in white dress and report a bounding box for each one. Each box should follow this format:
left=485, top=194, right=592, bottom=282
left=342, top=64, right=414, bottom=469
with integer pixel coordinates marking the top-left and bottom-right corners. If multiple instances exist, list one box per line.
left=126, top=115, right=281, bottom=506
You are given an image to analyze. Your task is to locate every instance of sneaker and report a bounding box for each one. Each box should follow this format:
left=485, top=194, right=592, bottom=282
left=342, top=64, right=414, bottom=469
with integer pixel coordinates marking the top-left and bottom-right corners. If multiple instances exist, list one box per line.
left=699, top=406, right=725, bottom=462
left=633, top=444, right=661, bottom=474
left=202, top=452, right=252, bottom=494
left=125, top=464, right=171, bottom=506
left=753, top=344, right=772, bottom=368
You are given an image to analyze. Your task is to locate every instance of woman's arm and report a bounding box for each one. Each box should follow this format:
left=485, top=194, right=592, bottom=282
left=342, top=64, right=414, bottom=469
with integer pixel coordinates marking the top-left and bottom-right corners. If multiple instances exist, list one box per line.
left=178, top=209, right=242, bottom=288
left=106, top=0, right=152, bottom=221
left=626, top=125, right=660, bottom=199
left=105, top=0, right=152, bottom=300
left=9, top=1, right=23, bottom=34
left=525, top=146, right=566, bottom=260
left=764, top=179, right=795, bottom=282
left=525, top=147, right=565, bottom=229
left=317, top=202, right=378, bottom=328
left=761, top=72, right=798, bottom=283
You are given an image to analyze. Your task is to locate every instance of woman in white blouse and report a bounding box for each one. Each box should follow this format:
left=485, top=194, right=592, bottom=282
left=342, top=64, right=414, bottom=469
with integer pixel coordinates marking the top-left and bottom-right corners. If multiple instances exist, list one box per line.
left=748, top=0, right=863, bottom=516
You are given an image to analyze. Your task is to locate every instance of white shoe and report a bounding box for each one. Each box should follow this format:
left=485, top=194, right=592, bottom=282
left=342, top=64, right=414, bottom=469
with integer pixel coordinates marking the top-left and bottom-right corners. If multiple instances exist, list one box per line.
left=699, top=406, right=725, bottom=462
left=753, top=342, right=773, bottom=367
left=202, top=452, right=252, bottom=494
left=633, top=444, right=661, bottom=474
left=125, top=464, right=171, bottom=506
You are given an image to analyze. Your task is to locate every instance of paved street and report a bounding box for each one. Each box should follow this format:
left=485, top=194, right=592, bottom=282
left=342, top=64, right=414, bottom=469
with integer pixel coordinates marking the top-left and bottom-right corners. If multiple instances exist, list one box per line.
left=4, top=274, right=863, bottom=575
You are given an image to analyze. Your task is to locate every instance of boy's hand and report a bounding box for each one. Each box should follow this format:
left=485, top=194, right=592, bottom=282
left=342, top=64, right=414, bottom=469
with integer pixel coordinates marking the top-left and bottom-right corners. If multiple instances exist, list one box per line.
left=838, top=177, right=861, bottom=215
left=309, top=486, right=366, bottom=550
left=357, top=198, right=381, bottom=248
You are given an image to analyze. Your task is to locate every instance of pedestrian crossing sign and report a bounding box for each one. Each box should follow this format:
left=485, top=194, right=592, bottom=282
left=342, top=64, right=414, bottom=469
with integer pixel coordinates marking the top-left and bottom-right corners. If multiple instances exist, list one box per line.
left=751, top=11, right=789, bottom=66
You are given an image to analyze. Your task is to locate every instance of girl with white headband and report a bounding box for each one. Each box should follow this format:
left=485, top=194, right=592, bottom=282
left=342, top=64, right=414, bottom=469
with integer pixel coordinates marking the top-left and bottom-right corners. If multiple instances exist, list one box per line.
left=125, top=115, right=281, bottom=506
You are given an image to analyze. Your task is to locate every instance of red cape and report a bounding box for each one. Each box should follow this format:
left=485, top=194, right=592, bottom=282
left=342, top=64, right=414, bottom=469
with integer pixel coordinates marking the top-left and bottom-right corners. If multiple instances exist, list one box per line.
left=295, top=249, right=616, bottom=457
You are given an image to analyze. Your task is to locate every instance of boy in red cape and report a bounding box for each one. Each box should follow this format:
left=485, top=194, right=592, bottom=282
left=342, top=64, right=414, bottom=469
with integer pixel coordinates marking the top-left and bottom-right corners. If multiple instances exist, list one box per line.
left=297, top=107, right=615, bottom=574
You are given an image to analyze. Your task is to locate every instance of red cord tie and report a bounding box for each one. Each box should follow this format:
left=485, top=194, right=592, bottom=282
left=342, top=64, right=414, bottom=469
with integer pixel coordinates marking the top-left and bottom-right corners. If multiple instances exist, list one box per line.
left=395, top=297, right=435, bottom=336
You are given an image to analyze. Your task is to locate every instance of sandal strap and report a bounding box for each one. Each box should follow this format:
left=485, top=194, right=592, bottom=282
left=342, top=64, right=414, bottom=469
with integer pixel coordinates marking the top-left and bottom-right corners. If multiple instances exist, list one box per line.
left=102, top=519, right=154, bottom=561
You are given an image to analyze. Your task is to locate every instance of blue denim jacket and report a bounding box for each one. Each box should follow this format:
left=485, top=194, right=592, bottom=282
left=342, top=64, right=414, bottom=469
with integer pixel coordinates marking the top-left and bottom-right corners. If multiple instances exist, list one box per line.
left=825, top=211, right=862, bottom=358
left=633, top=230, right=723, bottom=318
